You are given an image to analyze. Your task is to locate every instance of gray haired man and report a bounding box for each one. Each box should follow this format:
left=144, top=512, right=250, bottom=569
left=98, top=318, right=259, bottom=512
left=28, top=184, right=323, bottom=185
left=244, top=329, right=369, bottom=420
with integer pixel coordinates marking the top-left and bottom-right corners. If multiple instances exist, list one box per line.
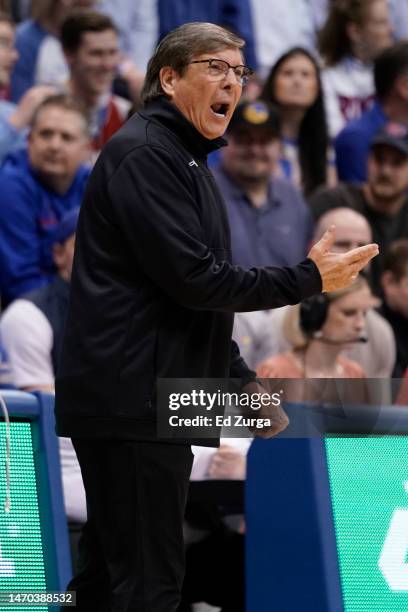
left=55, top=22, right=378, bottom=611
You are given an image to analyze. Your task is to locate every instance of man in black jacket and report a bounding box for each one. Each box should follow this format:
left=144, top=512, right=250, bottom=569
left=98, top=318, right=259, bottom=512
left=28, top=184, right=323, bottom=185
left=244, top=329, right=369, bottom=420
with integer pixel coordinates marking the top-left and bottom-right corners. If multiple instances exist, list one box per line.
left=55, top=22, right=378, bottom=612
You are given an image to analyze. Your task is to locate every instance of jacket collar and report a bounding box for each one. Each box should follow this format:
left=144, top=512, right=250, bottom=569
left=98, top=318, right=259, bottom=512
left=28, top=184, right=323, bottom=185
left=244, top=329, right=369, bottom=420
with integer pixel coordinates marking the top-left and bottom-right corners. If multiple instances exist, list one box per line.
left=139, top=96, right=227, bottom=159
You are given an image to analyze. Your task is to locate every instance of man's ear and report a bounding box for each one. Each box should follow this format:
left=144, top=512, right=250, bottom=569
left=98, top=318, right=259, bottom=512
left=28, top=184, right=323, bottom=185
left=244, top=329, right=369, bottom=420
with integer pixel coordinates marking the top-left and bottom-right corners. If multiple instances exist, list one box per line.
left=160, top=66, right=179, bottom=97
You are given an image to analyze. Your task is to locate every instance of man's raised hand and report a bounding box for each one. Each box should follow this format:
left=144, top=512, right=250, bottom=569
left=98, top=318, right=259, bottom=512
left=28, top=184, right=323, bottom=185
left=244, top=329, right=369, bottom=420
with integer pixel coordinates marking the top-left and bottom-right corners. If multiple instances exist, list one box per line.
left=308, top=225, right=379, bottom=292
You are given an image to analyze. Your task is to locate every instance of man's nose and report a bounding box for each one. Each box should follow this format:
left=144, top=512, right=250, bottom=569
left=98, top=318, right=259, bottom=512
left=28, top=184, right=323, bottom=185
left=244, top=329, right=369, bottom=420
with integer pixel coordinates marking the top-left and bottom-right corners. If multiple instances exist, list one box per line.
left=221, top=67, right=238, bottom=88
left=378, top=162, right=393, bottom=175
left=247, top=142, right=264, bottom=155
left=102, top=53, right=118, bottom=71
left=48, top=134, right=62, bottom=148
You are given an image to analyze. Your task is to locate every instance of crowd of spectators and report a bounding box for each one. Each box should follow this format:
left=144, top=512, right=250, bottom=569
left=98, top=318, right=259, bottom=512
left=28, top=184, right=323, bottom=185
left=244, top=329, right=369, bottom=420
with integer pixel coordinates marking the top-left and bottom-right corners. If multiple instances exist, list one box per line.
left=1, top=1, right=408, bottom=610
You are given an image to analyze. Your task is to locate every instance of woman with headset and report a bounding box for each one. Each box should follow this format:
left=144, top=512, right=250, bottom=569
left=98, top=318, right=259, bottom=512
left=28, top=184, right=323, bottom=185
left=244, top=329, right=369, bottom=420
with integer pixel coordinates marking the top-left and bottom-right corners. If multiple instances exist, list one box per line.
left=257, top=275, right=378, bottom=390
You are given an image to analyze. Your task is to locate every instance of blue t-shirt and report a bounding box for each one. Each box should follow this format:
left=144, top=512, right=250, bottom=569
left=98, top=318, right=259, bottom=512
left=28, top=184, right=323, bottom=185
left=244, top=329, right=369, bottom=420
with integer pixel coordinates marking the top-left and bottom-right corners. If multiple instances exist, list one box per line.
left=335, top=101, right=387, bottom=183
left=0, top=150, right=90, bottom=305
left=213, top=166, right=314, bottom=268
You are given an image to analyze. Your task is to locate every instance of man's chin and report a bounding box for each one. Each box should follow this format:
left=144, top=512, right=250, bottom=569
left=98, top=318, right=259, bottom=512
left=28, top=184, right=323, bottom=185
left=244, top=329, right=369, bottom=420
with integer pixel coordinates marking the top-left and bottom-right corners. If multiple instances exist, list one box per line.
left=201, top=127, right=226, bottom=140
left=93, top=84, right=111, bottom=94
left=87, top=81, right=112, bottom=98
left=235, top=169, right=270, bottom=182
left=37, top=165, right=64, bottom=178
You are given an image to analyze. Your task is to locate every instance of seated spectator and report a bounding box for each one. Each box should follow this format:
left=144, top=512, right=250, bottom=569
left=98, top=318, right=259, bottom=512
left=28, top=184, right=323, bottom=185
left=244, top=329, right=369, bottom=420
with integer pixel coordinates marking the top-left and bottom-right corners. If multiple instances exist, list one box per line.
left=311, top=123, right=408, bottom=290
left=312, top=208, right=395, bottom=378
left=0, top=93, right=90, bottom=306
left=213, top=100, right=313, bottom=268
left=9, top=0, right=143, bottom=112
left=0, top=11, right=59, bottom=165
left=257, top=277, right=372, bottom=378
left=234, top=207, right=396, bottom=380
left=0, top=207, right=86, bottom=522
left=257, top=276, right=376, bottom=404
left=335, top=41, right=408, bottom=182
left=380, top=239, right=408, bottom=377
left=9, top=0, right=97, bottom=102
left=61, top=10, right=131, bottom=157
left=319, top=0, right=392, bottom=138
left=261, top=47, right=335, bottom=195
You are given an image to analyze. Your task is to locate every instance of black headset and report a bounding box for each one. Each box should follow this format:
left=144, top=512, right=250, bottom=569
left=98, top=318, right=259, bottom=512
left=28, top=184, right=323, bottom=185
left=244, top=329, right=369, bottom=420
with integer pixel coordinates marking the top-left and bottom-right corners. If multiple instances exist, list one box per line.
left=299, top=294, right=329, bottom=337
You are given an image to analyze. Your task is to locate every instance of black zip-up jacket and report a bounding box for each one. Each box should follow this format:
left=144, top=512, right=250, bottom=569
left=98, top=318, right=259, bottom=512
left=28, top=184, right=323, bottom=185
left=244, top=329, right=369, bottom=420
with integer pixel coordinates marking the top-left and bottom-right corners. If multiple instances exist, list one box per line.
left=55, top=97, right=322, bottom=440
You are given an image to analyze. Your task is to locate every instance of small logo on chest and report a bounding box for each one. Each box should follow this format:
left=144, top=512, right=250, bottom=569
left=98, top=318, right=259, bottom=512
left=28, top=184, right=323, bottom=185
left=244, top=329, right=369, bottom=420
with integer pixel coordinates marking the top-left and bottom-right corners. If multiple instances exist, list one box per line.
left=188, top=159, right=198, bottom=167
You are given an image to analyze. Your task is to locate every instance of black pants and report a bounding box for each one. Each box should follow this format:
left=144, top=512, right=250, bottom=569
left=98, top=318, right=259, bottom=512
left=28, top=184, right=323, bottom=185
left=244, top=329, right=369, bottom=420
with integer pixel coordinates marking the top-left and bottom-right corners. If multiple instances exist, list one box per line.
left=69, top=439, right=193, bottom=612
left=178, top=526, right=245, bottom=612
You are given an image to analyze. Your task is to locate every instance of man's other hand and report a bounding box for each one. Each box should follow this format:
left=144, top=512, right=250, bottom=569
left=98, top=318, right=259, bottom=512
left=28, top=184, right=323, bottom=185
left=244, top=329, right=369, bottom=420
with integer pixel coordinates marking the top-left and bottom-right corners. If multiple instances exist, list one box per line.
left=308, top=225, right=379, bottom=292
left=242, top=381, right=289, bottom=439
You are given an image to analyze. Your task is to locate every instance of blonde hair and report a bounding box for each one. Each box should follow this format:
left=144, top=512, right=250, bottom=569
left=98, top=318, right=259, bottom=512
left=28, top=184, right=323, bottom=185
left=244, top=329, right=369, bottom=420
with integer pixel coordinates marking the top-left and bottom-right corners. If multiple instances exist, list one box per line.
left=282, top=275, right=371, bottom=348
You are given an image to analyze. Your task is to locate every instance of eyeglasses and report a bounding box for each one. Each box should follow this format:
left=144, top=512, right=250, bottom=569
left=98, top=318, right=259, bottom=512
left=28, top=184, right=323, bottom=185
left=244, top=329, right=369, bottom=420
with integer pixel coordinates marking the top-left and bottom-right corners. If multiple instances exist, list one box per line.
left=190, top=58, right=253, bottom=85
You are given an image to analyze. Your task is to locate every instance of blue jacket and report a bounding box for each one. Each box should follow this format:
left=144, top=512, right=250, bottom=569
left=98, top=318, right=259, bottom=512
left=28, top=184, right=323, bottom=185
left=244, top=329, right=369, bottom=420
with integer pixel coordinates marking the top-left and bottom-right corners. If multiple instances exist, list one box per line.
left=0, top=150, right=90, bottom=305
left=158, top=0, right=257, bottom=70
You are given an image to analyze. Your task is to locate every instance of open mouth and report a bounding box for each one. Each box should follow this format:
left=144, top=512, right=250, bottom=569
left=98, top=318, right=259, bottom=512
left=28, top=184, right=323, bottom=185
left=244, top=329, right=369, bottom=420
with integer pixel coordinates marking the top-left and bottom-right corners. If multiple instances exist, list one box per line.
left=210, top=103, right=229, bottom=118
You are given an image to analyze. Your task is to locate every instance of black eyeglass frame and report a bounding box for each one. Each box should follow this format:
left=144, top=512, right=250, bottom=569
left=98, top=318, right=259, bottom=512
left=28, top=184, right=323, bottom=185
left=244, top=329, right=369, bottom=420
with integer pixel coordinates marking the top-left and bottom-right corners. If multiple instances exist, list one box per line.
left=190, top=58, right=254, bottom=85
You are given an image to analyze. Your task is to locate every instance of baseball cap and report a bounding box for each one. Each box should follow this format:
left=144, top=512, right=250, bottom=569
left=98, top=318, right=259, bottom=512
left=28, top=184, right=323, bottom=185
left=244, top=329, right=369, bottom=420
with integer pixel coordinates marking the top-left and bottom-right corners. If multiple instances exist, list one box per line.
left=371, top=122, right=408, bottom=156
left=53, top=207, right=80, bottom=244
left=227, top=100, right=280, bottom=135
